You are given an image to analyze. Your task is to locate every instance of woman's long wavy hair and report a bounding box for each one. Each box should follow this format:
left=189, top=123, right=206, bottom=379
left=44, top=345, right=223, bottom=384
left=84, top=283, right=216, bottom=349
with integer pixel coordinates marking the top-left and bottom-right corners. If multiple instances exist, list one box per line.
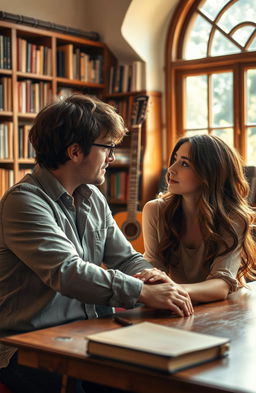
left=159, top=135, right=256, bottom=284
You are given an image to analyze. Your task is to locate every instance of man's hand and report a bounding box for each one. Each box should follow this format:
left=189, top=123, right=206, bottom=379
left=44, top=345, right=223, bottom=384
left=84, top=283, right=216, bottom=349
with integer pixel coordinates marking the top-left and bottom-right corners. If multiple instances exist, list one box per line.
left=138, top=281, right=194, bottom=317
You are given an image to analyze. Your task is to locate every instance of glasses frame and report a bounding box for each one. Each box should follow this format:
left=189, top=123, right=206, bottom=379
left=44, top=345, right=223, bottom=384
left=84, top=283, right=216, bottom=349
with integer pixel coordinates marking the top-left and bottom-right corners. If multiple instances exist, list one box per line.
left=91, top=143, right=116, bottom=157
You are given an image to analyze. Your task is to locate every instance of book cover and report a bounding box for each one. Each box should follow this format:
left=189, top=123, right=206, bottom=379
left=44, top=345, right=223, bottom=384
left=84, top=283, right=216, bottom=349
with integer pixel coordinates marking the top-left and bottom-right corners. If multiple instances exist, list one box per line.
left=87, top=322, right=229, bottom=374
left=58, top=44, right=73, bottom=79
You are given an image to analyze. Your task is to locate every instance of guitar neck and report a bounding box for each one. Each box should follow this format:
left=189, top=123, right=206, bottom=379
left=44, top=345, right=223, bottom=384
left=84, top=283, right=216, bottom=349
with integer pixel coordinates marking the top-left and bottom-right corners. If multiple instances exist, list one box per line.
left=127, top=124, right=141, bottom=220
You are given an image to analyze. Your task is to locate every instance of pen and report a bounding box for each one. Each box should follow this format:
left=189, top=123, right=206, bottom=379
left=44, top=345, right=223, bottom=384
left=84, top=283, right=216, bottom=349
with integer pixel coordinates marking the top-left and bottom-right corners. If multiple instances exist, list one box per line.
left=113, top=316, right=134, bottom=326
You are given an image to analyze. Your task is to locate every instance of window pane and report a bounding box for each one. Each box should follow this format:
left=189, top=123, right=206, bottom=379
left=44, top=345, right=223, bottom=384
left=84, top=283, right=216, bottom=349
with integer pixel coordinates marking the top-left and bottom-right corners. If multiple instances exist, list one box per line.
left=200, top=0, right=229, bottom=21
left=246, top=69, right=256, bottom=124
left=218, top=0, right=256, bottom=33
left=185, top=130, right=208, bottom=137
left=186, top=76, right=207, bottom=129
left=184, top=15, right=212, bottom=60
left=248, top=37, right=256, bottom=51
left=232, top=26, right=255, bottom=47
left=211, top=128, right=234, bottom=146
left=211, top=30, right=240, bottom=56
left=212, top=73, right=233, bottom=127
left=247, top=127, right=256, bottom=165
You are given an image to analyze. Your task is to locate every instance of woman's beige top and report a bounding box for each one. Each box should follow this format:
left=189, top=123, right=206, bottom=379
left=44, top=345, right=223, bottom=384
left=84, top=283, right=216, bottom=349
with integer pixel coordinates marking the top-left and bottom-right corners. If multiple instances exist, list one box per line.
left=142, top=198, right=242, bottom=292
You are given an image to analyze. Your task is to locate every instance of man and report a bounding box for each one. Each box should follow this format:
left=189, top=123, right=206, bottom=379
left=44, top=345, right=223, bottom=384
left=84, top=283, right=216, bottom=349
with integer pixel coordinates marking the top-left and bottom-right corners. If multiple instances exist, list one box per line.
left=0, top=95, right=192, bottom=392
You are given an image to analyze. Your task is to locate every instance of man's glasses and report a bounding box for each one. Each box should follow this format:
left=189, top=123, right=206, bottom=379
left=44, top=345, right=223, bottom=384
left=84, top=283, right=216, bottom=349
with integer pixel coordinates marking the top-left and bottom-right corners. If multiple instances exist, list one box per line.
left=92, top=143, right=116, bottom=158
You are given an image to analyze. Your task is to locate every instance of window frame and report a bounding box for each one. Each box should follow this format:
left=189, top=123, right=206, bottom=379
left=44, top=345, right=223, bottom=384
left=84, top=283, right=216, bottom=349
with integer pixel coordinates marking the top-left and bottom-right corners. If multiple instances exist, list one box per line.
left=165, top=0, right=256, bottom=165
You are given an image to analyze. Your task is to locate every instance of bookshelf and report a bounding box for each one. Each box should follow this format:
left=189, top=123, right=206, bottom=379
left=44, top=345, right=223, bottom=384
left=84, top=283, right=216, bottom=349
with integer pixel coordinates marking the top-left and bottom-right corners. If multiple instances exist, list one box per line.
left=0, top=19, right=162, bottom=212
left=0, top=19, right=112, bottom=197
left=104, top=90, right=162, bottom=211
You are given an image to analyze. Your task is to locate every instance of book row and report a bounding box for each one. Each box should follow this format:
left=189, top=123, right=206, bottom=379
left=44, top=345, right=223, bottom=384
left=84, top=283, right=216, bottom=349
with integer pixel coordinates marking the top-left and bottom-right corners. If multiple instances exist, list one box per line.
left=100, top=171, right=129, bottom=201
left=0, top=77, right=12, bottom=111
left=17, top=38, right=52, bottom=75
left=18, top=124, right=35, bottom=159
left=0, top=34, right=11, bottom=69
left=108, top=61, right=146, bottom=94
left=1, top=37, right=103, bottom=83
left=0, top=167, right=32, bottom=197
left=57, top=44, right=103, bottom=83
left=107, top=99, right=131, bottom=126
left=0, top=168, right=14, bottom=197
left=17, top=80, right=52, bottom=113
left=0, top=121, right=13, bottom=159
left=0, top=122, right=35, bottom=160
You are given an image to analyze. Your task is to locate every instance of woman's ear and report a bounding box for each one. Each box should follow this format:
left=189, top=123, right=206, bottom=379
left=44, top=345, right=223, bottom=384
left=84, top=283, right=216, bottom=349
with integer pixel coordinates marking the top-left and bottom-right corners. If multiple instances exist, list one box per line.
left=66, top=143, right=82, bottom=162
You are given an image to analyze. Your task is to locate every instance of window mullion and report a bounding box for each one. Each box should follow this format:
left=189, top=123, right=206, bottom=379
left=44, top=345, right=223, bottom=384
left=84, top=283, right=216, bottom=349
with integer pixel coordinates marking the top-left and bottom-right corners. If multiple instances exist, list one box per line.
left=233, top=64, right=243, bottom=156
left=208, top=74, right=212, bottom=134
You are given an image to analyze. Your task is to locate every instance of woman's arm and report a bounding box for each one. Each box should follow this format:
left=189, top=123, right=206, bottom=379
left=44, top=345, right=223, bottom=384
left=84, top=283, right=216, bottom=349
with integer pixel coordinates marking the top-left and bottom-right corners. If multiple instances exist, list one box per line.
left=180, top=279, right=230, bottom=303
left=142, top=200, right=165, bottom=269
left=135, top=268, right=230, bottom=304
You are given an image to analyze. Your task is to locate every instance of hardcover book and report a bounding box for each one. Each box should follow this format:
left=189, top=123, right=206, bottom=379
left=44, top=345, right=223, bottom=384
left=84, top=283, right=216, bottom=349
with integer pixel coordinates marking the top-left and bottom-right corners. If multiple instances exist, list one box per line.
left=87, top=322, right=230, bottom=374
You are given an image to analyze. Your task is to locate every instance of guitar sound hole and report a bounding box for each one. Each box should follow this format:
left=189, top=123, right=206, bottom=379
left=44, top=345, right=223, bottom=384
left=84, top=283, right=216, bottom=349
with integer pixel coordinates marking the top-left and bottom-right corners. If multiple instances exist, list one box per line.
left=122, top=222, right=140, bottom=240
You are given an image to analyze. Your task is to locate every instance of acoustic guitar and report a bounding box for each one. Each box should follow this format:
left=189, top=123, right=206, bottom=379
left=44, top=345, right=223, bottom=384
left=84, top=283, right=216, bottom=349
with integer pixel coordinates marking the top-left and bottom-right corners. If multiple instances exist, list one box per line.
left=114, top=95, right=149, bottom=254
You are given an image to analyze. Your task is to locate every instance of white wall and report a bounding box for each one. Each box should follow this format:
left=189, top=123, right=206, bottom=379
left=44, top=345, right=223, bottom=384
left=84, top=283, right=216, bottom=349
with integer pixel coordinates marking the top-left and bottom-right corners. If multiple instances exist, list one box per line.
left=121, top=0, right=179, bottom=163
left=121, top=0, right=178, bottom=91
left=81, top=0, right=138, bottom=62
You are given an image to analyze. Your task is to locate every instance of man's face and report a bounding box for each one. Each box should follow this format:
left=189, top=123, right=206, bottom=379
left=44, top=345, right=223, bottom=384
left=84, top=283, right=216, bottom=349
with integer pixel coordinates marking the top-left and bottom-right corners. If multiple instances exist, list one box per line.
left=77, top=133, right=115, bottom=186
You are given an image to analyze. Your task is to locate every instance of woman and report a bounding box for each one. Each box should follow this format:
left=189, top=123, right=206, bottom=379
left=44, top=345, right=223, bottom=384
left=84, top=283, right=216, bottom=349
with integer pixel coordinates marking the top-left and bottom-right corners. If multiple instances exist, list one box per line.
left=136, top=135, right=256, bottom=304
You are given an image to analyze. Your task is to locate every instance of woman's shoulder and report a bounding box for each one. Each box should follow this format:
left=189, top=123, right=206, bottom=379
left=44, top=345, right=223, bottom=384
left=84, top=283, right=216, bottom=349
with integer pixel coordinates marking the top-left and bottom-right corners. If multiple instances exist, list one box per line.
left=143, top=197, right=166, bottom=214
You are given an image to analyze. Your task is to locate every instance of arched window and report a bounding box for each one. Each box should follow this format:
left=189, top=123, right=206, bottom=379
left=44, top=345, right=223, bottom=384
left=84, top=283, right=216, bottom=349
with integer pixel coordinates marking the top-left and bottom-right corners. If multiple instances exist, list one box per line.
left=166, top=0, right=256, bottom=165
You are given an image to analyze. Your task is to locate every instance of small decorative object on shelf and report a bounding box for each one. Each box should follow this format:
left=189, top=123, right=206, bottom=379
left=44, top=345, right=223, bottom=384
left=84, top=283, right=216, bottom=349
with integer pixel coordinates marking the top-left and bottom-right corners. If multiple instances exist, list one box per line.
left=0, top=11, right=100, bottom=41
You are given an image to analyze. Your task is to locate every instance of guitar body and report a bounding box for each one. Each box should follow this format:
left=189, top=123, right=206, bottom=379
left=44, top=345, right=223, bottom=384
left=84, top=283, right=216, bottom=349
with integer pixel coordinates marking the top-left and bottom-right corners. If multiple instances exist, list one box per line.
left=114, top=211, right=144, bottom=254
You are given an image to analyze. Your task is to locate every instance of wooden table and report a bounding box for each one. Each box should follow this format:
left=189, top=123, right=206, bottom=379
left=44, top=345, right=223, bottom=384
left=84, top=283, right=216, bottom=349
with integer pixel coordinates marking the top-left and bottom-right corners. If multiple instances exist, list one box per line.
left=1, top=282, right=256, bottom=393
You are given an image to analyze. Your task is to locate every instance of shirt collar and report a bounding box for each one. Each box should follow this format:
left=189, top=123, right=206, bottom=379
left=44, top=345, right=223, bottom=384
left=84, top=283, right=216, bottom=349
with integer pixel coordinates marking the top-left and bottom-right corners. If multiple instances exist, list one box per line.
left=32, top=165, right=92, bottom=201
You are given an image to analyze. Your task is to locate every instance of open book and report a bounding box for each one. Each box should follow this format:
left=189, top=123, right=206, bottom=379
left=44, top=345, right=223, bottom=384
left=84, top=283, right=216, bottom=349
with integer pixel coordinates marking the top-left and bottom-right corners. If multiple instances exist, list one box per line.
left=87, top=322, right=229, bottom=373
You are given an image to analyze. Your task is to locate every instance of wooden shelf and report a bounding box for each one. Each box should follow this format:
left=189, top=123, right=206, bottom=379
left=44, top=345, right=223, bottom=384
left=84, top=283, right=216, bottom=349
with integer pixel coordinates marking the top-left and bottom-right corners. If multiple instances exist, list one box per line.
left=18, top=113, right=37, bottom=119
left=0, top=111, right=13, bottom=117
left=0, top=20, right=113, bottom=197
left=0, top=159, right=13, bottom=164
left=0, top=20, right=162, bottom=209
left=0, top=69, right=12, bottom=75
left=56, top=77, right=104, bottom=89
left=17, top=72, right=53, bottom=80
left=18, top=159, right=35, bottom=164
left=105, top=91, right=146, bottom=99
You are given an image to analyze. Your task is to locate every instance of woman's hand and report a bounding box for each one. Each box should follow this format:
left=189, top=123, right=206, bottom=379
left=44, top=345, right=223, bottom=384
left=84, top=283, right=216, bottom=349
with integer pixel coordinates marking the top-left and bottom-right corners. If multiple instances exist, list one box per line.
left=134, top=268, right=173, bottom=284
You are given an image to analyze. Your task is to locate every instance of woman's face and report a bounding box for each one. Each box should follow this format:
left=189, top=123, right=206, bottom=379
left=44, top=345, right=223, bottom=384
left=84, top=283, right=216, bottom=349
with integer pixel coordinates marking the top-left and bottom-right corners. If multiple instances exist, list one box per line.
left=168, top=142, right=202, bottom=197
